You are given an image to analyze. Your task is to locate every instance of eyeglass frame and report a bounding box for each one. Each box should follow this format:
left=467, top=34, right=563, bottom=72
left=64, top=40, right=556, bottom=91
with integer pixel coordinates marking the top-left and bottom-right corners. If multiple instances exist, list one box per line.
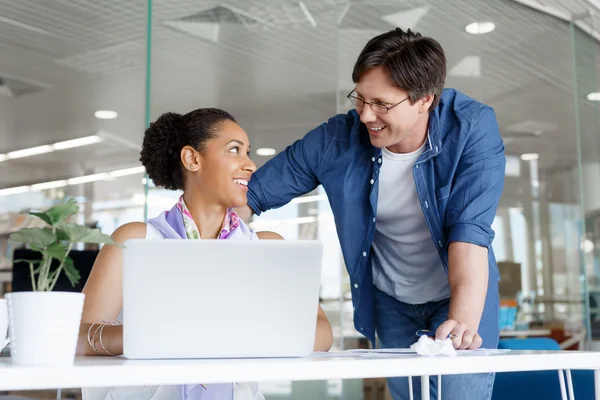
left=347, top=89, right=410, bottom=114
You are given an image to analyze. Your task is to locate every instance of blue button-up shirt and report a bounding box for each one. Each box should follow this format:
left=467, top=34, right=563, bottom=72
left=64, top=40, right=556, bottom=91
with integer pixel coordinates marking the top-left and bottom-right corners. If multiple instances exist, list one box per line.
left=247, top=88, right=506, bottom=343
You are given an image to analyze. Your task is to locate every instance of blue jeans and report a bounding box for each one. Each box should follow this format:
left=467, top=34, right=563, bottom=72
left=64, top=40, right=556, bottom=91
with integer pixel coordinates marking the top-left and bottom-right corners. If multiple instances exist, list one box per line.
left=373, top=285, right=499, bottom=400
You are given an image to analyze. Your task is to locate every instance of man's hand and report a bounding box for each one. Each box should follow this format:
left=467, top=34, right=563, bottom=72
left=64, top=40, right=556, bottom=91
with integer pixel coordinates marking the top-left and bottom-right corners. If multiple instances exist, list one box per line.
left=436, top=319, right=482, bottom=350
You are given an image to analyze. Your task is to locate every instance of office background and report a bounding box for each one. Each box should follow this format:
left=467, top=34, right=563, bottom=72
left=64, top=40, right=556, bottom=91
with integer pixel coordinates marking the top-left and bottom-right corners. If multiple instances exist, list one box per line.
left=0, top=0, right=599, bottom=398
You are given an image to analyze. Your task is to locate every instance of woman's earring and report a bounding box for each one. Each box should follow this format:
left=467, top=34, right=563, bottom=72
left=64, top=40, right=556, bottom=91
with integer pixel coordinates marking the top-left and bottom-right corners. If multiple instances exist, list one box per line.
left=188, top=164, right=195, bottom=171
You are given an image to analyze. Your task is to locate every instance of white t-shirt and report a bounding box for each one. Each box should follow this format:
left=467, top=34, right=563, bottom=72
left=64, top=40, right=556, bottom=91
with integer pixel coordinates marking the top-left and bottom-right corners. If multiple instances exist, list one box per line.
left=372, top=143, right=451, bottom=304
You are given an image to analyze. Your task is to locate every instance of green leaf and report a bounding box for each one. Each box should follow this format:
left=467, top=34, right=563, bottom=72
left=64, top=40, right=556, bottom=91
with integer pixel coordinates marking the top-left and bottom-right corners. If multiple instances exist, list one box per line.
left=62, top=257, right=80, bottom=287
left=56, top=229, right=70, bottom=241
left=9, top=228, right=56, bottom=249
left=28, top=211, right=53, bottom=226
left=56, top=222, right=121, bottom=246
left=46, top=242, right=68, bottom=262
left=32, top=198, right=79, bottom=226
left=55, top=222, right=88, bottom=242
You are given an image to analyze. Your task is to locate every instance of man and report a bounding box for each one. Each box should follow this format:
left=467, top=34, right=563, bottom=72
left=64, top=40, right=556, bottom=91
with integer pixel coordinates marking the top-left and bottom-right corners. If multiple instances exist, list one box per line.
left=244, top=28, right=505, bottom=400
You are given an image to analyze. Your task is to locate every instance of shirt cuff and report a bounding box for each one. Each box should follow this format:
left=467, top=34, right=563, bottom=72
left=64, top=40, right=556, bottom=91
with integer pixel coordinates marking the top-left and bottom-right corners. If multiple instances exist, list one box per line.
left=246, top=180, right=264, bottom=216
left=447, top=223, right=493, bottom=248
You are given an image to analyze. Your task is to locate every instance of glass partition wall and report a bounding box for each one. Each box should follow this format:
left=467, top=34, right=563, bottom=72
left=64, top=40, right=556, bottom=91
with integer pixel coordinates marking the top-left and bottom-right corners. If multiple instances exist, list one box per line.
left=0, top=0, right=149, bottom=295
left=1, top=0, right=600, bottom=398
left=570, top=10, right=600, bottom=347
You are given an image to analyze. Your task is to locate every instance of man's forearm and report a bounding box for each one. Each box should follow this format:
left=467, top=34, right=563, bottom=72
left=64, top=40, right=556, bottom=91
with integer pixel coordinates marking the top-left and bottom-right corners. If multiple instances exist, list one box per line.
left=447, top=242, right=489, bottom=331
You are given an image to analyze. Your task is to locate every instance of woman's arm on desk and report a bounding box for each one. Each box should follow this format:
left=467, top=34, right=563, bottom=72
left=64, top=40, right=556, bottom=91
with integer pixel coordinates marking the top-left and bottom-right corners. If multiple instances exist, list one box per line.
left=77, top=227, right=334, bottom=355
left=76, top=222, right=146, bottom=356
left=314, top=304, right=333, bottom=351
left=256, top=231, right=334, bottom=352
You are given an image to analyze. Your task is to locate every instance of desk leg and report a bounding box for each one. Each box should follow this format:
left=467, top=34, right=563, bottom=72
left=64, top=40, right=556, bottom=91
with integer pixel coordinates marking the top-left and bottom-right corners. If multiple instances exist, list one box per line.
left=421, top=375, right=430, bottom=400
left=595, top=370, right=600, bottom=400
left=408, top=377, right=414, bottom=400
left=559, top=370, right=568, bottom=400
left=437, top=375, right=442, bottom=400
left=566, top=370, right=575, bottom=400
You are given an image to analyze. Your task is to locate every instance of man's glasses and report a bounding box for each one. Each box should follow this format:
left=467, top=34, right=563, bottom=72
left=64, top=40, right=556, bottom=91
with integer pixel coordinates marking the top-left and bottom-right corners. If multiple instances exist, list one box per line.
left=347, top=90, right=409, bottom=114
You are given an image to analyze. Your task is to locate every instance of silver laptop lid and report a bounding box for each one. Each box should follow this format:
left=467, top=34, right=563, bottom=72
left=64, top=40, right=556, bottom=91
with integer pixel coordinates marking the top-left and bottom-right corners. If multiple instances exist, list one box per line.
left=122, top=239, right=323, bottom=359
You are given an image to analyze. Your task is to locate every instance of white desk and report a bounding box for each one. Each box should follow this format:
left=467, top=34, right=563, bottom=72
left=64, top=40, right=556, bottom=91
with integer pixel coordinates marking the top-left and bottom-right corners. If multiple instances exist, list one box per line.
left=0, top=351, right=599, bottom=400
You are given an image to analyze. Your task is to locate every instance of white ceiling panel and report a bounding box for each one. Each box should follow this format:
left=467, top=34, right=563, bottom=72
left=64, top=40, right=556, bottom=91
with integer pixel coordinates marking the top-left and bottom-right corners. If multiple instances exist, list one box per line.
left=0, top=0, right=599, bottom=200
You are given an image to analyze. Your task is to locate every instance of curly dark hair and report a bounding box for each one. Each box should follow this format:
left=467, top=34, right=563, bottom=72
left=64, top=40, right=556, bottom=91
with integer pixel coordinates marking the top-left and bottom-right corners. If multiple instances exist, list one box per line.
left=140, top=108, right=237, bottom=190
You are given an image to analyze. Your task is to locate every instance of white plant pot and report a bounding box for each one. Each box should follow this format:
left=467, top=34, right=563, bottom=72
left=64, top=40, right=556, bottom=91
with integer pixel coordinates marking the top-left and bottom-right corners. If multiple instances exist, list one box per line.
left=0, top=299, right=8, bottom=349
left=6, top=292, right=84, bottom=366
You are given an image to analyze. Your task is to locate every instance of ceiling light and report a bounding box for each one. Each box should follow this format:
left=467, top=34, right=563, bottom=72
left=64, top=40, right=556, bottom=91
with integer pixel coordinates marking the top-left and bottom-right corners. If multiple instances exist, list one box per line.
left=0, top=166, right=147, bottom=197
left=94, top=110, right=118, bottom=120
left=30, top=180, right=67, bottom=191
left=0, top=134, right=105, bottom=162
left=110, top=166, right=146, bottom=178
left=0, top=186, right=30, bottom=196
left=7, top=145, right=53, bottom=159
left=520, top=153, right=539, bottom=161
left=256, top=148, right=276, bottom=156
left=299, top=1, right=317, bottom=27
left=67, top=173, right=109, bottom=185
left=587, top=92, right=600, bottom=101
left=582, top=239, right=594, bottom=254
left=53, top=135, right=103, bottom=150
left=465, top=22, right=495, bottom=35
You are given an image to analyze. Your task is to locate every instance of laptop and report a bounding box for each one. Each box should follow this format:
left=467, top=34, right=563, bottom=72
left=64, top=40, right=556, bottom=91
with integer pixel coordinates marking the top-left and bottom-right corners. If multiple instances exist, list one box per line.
left=122, top=239, right=323, bottom=359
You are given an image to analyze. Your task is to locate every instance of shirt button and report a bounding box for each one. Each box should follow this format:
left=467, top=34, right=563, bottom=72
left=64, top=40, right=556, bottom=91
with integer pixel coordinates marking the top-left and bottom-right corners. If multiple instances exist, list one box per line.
left=372, top=157, right=375, bottom=162
left=354, top=283, right=359, bottom=289
left=378, top=158, right=382, bottom=164
left=370, top=179, right=374, bottom=184
left=438, top=240, right=443, bottom=248
left=416, top=165, right=419, bottom=169
left=362, top=251, right=367, bottom=257
left=372, top=217, right=376, bottom=222
left=425, top=201, right=429, bottom=209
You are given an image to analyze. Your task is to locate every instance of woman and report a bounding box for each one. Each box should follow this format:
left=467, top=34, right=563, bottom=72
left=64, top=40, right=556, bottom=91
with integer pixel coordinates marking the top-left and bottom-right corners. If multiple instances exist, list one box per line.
left=76, top=108, right=333, bottom=399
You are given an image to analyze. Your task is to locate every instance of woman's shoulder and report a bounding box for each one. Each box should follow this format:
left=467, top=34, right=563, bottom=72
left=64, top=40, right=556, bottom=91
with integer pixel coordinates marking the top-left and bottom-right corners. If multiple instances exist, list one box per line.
left=256, top=231, right=283, bottom=240
left=111, top=222, right=148, bottom=242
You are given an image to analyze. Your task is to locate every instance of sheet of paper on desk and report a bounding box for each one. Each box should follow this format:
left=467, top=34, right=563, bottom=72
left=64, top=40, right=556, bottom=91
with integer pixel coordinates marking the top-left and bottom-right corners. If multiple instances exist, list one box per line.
left=347, top=349, right=416, bottom=354
left=456, top=348, right=512, bottom=356
left=312, top=348, right=511, bottom=358
left=311, top=350, right=415, bottom=359
left=348, top=348, right=511, bottom=356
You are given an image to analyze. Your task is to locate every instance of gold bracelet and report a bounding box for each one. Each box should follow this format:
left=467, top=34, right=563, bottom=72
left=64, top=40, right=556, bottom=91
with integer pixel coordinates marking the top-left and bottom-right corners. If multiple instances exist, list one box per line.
left=88, top=320, right=122, bottom=356
left=99, top=321, right=116, bottom=356
left=87, top=321, right=106, bottom=355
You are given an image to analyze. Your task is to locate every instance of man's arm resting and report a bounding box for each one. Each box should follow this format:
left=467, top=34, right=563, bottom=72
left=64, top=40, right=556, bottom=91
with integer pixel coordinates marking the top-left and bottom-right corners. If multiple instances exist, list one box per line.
left=436, top=241, right=488, bottom=350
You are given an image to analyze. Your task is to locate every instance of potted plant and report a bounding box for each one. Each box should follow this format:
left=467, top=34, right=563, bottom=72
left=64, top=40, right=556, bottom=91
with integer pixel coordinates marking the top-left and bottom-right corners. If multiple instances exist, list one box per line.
left=6, top=198, right=118, bottom=366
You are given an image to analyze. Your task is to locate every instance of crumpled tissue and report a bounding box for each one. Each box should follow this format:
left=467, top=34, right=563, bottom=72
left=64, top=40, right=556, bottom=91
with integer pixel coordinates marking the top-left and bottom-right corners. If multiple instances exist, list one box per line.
left=410, top=335, right=457, bottom=357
